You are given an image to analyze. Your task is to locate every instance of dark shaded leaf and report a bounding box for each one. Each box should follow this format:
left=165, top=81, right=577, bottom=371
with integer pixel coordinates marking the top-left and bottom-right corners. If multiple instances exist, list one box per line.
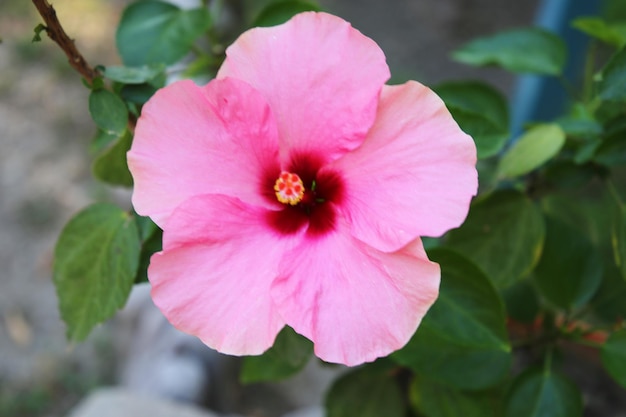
left=504, top=368, right=582, bottom=417
left=254, top=0, right=321, bottom=27
left=92, top=131, right=133, bottom=187
left=452, top=28, right=566, bottom=75
left=240, top=326, right=313, bottom=383
left=326, top=365, right=405, bottom=417
left=393, top=249, right=511, bottom=390
left=446, top=190, right=545, bottom=289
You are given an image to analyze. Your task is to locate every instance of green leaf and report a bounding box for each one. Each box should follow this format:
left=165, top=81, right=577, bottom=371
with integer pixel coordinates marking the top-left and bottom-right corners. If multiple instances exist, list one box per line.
left=116, top=1, right=211, bottom=66
left=92, top=131, right=133, bottom=187
left=542, top=161, right=597, bottom=189
left=90, top=129, right=120, bottom=155
left=101, top=64, right=165, bottom=84
left=325, top=365, right=405, bottom=417
left=446, top=190, right=545, bottom=289
left=599, top=45, right=626, bottom=102
left=497, top=124, right=566, bottom=179
left=502, top=280, right=540, bottom=323
left=410, top=377, right=502, bottom=417
left=393, top=249, right=511, bottom=390
left=595, top=133, right=626, bottom=167
left=135, top=226, right=162, bottom=284
left=504, top=368, right=582, bottom=417
left=435, top=81, right=510, bottom=159
left=32, top=23, right=46, bottom=42
left=254, top=0, right=321, bottom=27
left=590, top=262, right=626, bottom=322
left=601, top=329, right=626, bottom=389
left=572, top=17, right=626, bottom=48
left=452, top=28, right=566, bottom=75
left=53, top=204, right=140, bottom=341
left=533, top=215, right=603, bottom=309
left=88, top=89, right=128, bottom=136
left=240, top=326, right=313, bottom=383
left=610, top=186, right=626, bottom=280
left=120, top=83, right=161, bottom=105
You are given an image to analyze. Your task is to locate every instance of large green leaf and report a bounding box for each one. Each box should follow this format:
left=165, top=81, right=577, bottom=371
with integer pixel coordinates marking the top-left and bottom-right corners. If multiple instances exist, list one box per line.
left=240, top=326, right=313, bottom=383
left=393, top=249, right=511, bottom=390
left=452, top=28, right=566, bottom=75
left=599, top=45, right=626, bottom=102
left=504, top=368, right=582, bottom=417
left=88, top=89, right=128, bottom=136
left=410, top=377, right=502, bottom=417
left=92, top=131, right=133, bottom=187
left=435, top=81, right=510, bottom=159
left=601, top=329, right=626, bottom=389
left=253, top=0, right=321, bottom=27
left=533, top=215, right=603, bottom=309
left=446, top=190, right=545, bottom=289
left=572, top=17, right=626, bottom=48
left=53, top=204, right=140, bottom=340
left=497, top=124, right=566, bottom=179
left=325, top=365, right=405, bottom=417
left=116, top=1, right=211, bottom=66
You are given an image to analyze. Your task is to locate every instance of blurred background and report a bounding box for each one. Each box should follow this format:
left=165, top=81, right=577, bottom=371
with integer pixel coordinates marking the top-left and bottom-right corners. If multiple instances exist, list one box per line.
left=0, top=0, right=602, bottom=416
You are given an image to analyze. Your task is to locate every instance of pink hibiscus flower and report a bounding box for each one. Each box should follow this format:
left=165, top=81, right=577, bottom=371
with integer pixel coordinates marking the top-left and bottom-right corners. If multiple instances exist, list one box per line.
left=128, top=12, right=477, bottom=366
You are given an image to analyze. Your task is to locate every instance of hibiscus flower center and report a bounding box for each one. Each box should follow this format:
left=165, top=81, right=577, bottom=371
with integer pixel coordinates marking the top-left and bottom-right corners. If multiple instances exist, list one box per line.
left=274, top=171, right=305, bottom=205
left=266, top=155, right=344, bottom=237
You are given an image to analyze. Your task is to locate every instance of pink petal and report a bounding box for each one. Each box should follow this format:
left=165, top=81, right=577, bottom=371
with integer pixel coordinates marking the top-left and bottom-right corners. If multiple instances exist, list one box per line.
left=217, top=12, right=390, bottom=164
left=128, top=77, right=280, bottom=227
left=271, top=226, right=440, bottom=366
left=329, top=81, right=478, bottom=252
left=149, top=195, right=301, bottom=355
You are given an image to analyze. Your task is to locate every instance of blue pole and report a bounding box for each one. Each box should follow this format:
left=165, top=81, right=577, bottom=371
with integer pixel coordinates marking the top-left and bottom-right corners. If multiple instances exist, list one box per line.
left=510, top=0, right=603, bottom=137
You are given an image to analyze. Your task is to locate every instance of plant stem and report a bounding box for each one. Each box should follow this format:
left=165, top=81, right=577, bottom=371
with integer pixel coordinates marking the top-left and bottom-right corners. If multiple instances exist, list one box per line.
left=31, top=0, right=99, bottom=83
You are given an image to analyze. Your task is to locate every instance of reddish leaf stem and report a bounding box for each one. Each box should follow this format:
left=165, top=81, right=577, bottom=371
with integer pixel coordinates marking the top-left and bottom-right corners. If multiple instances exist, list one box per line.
left=31, top=0, right=99, bottom=83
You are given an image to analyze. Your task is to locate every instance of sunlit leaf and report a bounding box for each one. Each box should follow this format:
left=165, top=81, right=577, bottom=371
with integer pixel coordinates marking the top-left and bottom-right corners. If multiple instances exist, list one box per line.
left=498, top=124, right=565, bottom=179
left=53, top=204, right=140, bottom=340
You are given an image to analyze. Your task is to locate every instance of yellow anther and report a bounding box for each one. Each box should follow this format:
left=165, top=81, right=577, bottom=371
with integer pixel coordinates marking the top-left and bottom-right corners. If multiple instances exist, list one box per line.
left=274, top=171, right=304, bottom=205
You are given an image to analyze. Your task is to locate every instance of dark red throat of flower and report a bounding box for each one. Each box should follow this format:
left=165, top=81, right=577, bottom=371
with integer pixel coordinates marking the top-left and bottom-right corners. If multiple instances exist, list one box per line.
left=267, top=167, right=344, bottom=237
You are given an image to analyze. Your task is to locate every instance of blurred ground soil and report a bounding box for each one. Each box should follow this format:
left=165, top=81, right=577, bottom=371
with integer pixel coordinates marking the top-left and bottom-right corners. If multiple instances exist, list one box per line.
left=0, top=0, right=542, bottom=416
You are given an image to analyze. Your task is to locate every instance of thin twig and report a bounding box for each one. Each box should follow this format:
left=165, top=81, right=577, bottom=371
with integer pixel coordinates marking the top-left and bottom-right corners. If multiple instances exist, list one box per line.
left=31, top=0, right=99, bottom=83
